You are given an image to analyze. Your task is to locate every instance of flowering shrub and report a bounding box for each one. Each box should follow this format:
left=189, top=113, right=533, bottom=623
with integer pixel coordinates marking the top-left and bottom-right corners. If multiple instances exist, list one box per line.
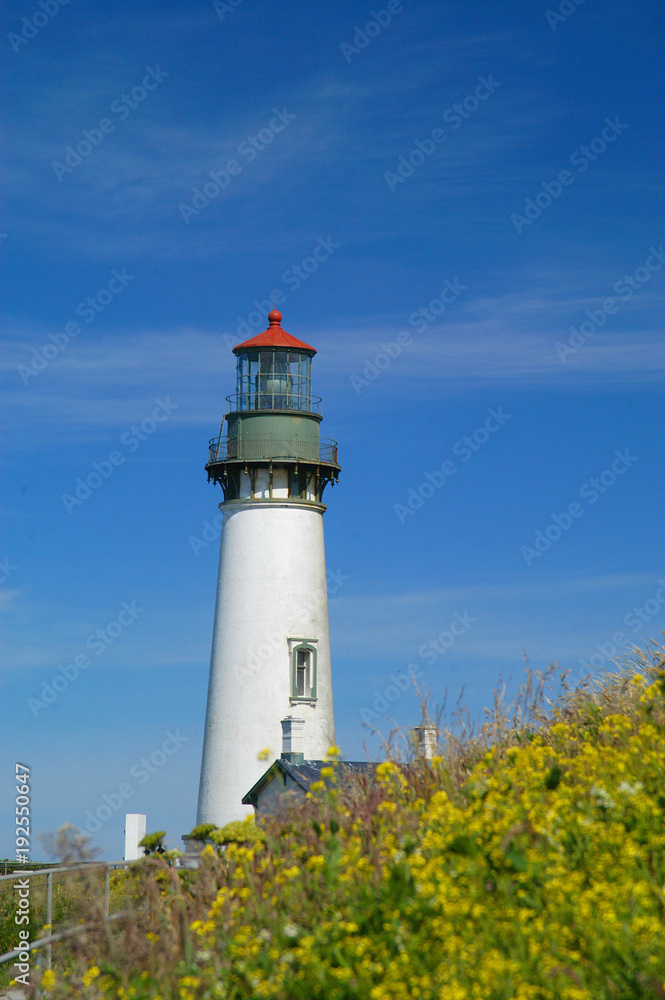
left=208, top=817, right=266, bottom=848
left=187, top=824, right=217, bottom=842
left=42, top=650, right=665, bottom=999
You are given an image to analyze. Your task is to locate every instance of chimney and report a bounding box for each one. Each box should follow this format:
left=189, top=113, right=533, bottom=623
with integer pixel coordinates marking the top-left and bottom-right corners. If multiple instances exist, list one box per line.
left=412, top=723, right=438, bottom=761
left=281, top=716, right=305, bottom=764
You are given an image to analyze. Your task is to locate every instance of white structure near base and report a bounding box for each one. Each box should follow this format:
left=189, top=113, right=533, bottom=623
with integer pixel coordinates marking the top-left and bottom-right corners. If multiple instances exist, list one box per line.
left=413, top=724, right=439, bottom=760
left=124, top=813, right=146, bottom=860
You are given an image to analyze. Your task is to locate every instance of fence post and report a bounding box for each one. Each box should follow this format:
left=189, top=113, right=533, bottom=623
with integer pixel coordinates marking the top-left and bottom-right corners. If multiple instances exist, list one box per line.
left=35, top=947, right=43, bottom=1000
left=46, top=871, right=53, bottom=970
left=104, top=866, right=111, bottom=918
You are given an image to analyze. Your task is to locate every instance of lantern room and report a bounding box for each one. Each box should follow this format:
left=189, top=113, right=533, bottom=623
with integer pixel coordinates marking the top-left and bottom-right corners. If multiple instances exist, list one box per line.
left=205, top=309, right=340, bottom=503
left=232, top=309, right=318, bottom=413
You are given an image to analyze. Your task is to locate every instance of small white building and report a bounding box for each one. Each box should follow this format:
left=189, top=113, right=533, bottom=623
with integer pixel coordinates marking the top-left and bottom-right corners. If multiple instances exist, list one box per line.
left=242, top=758, right=376, bottom=818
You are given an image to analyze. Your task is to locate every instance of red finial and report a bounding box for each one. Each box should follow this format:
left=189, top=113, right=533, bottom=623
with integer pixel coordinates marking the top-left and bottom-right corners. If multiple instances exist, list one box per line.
left=268, top=308, right=282, bottom=326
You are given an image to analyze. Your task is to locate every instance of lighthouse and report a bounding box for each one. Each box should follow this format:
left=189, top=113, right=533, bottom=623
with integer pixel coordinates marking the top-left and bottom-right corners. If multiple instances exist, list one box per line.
left=196, top=309, right=341, bottom=826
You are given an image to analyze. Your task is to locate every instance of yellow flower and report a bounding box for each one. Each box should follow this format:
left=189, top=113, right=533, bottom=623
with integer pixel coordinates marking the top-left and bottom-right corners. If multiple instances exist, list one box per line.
left=258, top=747, right=271, bottom=760
left=30, top=656, right=665, bottom=1000
left=41, top=969, right=57, bottom=990
left=82, top=965, right=100, bottom=987
left=326, top=744, right=341, bottom=757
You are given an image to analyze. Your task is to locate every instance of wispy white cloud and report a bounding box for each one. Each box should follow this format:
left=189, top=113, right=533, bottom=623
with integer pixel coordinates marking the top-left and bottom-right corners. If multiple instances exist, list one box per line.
left=330, top=572, right=665, bottom=660
left=1, top=27, right=580, bottom=262
left=0, top=588, right=24, bottom=612
left=3, top=571, right=655, bottom=677
left=3, top=294, right=663, bottom=449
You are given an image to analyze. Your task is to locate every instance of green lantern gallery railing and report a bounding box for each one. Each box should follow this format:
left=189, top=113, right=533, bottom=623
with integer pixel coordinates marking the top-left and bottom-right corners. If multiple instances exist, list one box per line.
left=226, top=392, right=322, bottom=414
left=207, top=436, right=339, bottom=465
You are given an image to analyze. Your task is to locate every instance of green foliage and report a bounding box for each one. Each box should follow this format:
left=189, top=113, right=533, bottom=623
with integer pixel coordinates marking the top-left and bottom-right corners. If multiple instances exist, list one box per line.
left=209, top=816, right=266, bottom=846
left=0, top=867, right=111, bottom=990
left=139, top=831, right=166, bottom=855
left=32, top=647, right=665, bottom=1000
left=187, top=823, right=218, bottom=841
left=544, top=762, right=563, bottom=789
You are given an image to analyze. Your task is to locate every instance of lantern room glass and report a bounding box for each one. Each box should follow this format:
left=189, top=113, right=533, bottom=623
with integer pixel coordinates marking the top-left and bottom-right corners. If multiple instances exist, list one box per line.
left=236, top=350, right=313, bottom=411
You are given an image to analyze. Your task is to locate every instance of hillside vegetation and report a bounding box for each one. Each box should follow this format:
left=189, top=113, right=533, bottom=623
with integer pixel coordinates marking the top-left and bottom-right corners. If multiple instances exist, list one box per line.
left=25, top=646, right=665, bottom=999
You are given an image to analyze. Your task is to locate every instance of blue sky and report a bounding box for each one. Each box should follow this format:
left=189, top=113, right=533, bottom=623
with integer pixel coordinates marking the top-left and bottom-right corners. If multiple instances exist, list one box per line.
left=2, top=0, right=664, bottom=860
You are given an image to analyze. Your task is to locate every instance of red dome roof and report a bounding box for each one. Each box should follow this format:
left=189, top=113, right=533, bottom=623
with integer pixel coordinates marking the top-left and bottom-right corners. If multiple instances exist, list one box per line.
left=232, top=310, right=316, bottom=355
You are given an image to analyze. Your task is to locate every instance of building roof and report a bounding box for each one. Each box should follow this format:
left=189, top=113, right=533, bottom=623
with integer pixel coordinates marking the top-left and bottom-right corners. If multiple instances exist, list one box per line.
left=242, top=758, right=376, bottom=806
left=233, top=309, right=316, bottom=356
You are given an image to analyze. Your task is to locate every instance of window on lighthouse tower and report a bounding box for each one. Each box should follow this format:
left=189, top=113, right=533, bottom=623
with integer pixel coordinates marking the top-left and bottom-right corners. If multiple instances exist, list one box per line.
left=296, top=649, right=308, bottom=695
left=291, top=642, right=317, bottom=700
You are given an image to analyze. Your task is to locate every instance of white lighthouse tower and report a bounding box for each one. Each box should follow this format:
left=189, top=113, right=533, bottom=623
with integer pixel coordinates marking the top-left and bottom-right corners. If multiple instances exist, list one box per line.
left=196, top=308, right=341, bottom=826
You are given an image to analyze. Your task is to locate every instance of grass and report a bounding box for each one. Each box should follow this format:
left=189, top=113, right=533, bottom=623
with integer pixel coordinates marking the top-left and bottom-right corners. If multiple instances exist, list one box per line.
left=0, top=865, right=111, bottom=989
left=10, top=643, right=665, bottom=999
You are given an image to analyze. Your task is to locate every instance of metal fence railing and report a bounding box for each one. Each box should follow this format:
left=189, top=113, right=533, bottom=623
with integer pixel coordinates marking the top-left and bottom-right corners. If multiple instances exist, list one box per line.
left=0, top=861, right=134, bottom=993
